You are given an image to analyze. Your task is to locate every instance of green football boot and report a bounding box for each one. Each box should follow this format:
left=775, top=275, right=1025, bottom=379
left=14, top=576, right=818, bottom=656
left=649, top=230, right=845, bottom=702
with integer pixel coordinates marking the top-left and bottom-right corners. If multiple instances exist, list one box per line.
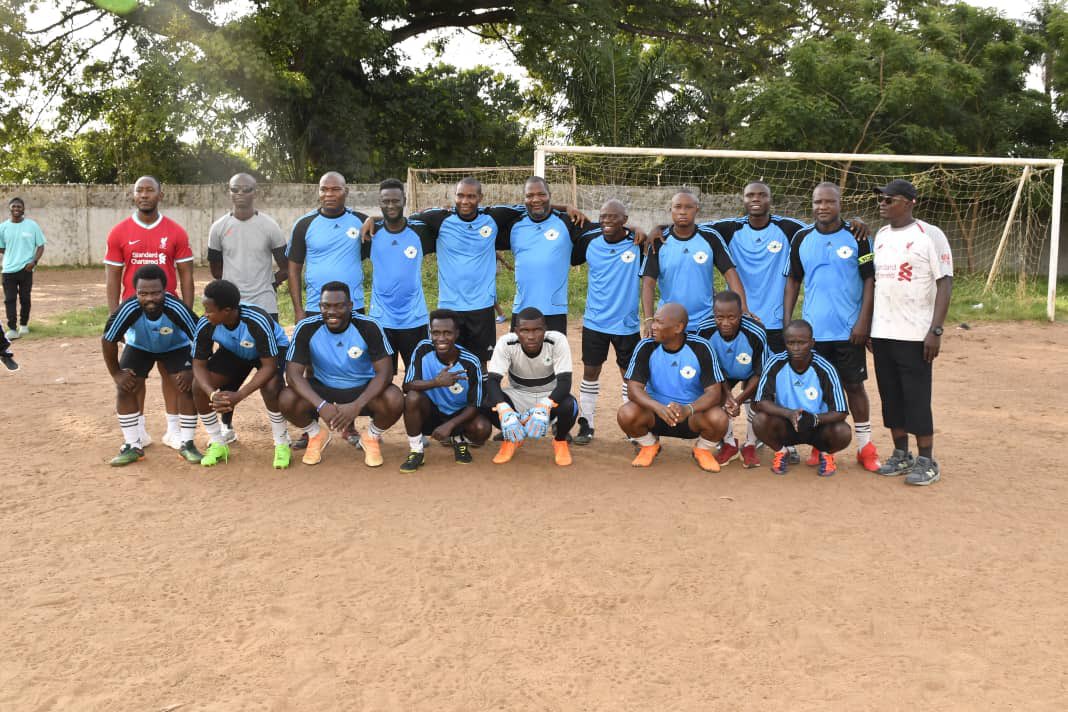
left=178, top=440, right=203, bottom=464
left=200, top=441, right=230, bottom=468
left=109, top=443, right=144, bottom=467
left=273, top=443, right=292, bottom=470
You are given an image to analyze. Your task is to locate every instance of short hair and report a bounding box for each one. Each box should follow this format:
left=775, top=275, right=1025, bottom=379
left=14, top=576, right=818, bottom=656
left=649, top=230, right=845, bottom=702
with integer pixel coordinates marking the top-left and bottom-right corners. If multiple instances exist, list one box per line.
left=320, top=280, right=351, bottom=300
left=743, top=181, right=771, bottom=194
left=429, top=308, right=461, bottom=330
left=524, top=176, right=550, bottom=193
left=379, top=177, right=404, bottom=193
left=8, top=197, right=24, bottom=206
left=813, top=181, right=840, bottom=196
left=515, top=306, right=545, bottom=324
left=785, top=319, right=813, bottom=337
left=457, top=177, right=482, bottom=193
left=133, top=264, right=167, bottom=290
left=136, top=175, right=162, bottom=190
left=672, top=188, right=701, bottom=207
left=203, top=279, right=241, bottom=310
left=714, top=290, right=743, bottom=309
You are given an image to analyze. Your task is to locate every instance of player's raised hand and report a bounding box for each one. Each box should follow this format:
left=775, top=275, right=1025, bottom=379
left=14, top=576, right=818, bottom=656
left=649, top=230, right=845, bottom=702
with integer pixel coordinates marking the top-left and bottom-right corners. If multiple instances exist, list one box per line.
left=114, top=368, right=138, bottom=393
left=523, top=398, right=553, bottom=440
left=495, top=403, right=525, bottom=443
left=360, top=216, right=376, bottom=243
left=848, top=217, right=871, bottom=242
left=432, top=368, right=466, bottom=388
left=564, top=205, right=589, bottom=227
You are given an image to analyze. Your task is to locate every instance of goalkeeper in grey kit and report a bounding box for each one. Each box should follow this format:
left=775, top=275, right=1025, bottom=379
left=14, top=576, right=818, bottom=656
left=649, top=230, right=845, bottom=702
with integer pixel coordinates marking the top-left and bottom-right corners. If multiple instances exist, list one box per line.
left=483, top=307, right=577, bottom=467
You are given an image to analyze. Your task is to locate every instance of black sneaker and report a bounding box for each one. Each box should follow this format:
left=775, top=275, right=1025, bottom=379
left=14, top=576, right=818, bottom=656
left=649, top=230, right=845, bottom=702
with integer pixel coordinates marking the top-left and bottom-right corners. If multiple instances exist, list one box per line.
left=291, top=432, right=309, bottom=450
left=0, top=352, right=18, bottom=372
left=399, top=450, right=424, bottom=473
left=453, top=439, right=473, bottom=464
left=905, top=456, right=940, bottom=486
left=574, top=417, right=595, bottom=445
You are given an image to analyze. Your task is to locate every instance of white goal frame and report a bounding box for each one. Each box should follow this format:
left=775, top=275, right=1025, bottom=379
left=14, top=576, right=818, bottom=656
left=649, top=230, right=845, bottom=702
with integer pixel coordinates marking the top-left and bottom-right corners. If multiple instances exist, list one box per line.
left=534, top=145, right=1063, bottom=321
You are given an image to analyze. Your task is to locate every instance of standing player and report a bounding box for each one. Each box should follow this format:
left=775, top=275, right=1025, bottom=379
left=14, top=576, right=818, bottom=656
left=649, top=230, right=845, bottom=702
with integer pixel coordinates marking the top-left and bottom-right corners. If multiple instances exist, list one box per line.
left=870, top=179, right=954, bottom=486
left=104, top=175, right=195, bottom=451
left=101, top=265, right=200, bottom=466
left=1, top=197, right=46, bottom=340
left=286, top=171, right=370, bottom=323
left=640, top=190, right=748, bottom=333
left=207, top=173, right=289, bottom=444
left=696, top=291, right=768, bottom=468
left=783, top=182, right=880, bottom=473
left=279, top=282, right=403, bottom=467
left=484, top=307, right=578, bottom=467
left=570, top=198, right=643, bottom=445
left=191, top=280, right=291, bottom=469
left=752, top=320, right=851, bottom=476
left=618, top=303, right=729, bottom=472
left=399, top=310, right=491, bottom=472
left=366, top=178, right=436, bottom=373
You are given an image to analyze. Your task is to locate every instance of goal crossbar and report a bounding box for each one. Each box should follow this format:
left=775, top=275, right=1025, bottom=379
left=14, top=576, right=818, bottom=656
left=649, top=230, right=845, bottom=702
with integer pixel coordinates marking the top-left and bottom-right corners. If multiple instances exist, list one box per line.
left=534, top=145, right=1064, bottom=321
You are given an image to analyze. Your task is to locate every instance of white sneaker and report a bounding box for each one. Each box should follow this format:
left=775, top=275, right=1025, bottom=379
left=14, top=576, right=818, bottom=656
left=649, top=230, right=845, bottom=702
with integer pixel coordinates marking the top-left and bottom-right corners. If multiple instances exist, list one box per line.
left=4, top=329, right=17, bottom=341
left=220, top=427, right=238, bottom=444
left=17, top=325, right=28, bottom=336
left=162, top=431, right=182, bottom=450
left=140, top=430, right=154, bottom=448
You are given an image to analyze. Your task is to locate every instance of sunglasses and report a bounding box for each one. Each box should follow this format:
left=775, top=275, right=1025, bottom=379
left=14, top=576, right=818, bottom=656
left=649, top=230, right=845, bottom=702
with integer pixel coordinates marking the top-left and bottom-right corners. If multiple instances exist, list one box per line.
left=876, top=195, right=911, bottom=204
left=229, top=186, right=255, bottom=194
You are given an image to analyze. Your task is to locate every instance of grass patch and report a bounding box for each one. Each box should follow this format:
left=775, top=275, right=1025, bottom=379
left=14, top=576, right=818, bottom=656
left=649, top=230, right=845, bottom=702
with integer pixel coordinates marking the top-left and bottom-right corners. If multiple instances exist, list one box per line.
left=21, top=267, right=1068, bottom=341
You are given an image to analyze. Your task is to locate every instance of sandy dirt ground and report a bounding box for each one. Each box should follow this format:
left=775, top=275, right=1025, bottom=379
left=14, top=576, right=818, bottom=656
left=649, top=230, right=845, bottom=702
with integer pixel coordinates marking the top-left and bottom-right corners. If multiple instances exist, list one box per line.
left=2, top=270, right=1068, bottom=711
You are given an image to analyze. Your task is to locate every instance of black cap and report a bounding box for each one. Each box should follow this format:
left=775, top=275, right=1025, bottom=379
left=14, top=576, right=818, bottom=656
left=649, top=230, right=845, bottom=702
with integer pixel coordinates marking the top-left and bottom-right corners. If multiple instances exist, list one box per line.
left=873, top=179, right=917, bottom=200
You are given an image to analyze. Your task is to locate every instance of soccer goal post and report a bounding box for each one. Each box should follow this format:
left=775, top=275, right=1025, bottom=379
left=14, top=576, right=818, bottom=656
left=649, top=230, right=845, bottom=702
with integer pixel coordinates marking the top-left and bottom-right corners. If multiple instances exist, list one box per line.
left=534, top=145, right=1064, bottom=321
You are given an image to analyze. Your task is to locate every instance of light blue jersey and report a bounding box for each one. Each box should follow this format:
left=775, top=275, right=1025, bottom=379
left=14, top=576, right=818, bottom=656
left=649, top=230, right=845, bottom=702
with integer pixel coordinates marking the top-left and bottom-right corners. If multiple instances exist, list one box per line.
left=405, top=340, right=484, bottom=415
left=287, top=312, right=392, bottom=390
left=413, top=207, right=513, bottom=311
left=574, top=226, right=642, bottom=335
left=103, top=294, right=197, bottom=353
left=787, top=223, right=874, bottom=342
left=0, top=218, right=46, bottom=273
left=757, top=351, right=847, bottom=415
left=696, top=315, right=769, bottom=382
left=368, top=219, right=434, bottom=329
left=498, top=208, right=579, bottom=316
left=625, top=335, right=724, bottom=406
left=286, top=208, right=370, bottom=310
left=640, top=226, right=736, bottom=328
left=193, top=304, right=287, bottom=362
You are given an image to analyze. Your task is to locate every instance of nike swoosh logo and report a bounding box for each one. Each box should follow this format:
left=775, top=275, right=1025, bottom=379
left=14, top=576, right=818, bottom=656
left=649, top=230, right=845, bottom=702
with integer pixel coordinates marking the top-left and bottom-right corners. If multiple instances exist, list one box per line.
left=128, top=240, right=140, bottom=245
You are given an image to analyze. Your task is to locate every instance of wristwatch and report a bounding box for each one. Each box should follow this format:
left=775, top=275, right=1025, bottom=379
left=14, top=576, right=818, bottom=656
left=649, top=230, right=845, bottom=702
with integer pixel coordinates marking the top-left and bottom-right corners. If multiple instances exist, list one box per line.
left=930, top=326, right=944, bottom=336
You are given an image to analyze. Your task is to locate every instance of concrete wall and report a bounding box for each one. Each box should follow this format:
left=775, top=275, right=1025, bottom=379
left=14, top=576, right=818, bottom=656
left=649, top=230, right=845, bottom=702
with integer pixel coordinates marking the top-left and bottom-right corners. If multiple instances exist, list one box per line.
left=3, top=182, right=1066, bottom=277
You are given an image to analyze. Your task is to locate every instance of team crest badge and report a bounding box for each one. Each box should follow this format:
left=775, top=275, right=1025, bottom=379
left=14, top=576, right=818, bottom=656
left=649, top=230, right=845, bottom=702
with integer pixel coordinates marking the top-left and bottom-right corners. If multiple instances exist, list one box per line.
left=621, top=250, right=636, bottom=263
left=346, top=227, right=359, bottom=239
left=160, top=237, right=168, bottom=249
left=159, top=326, right=173, bottom=336
left=543, top=353, right=553, bottom=365
left=736, top=352, right=751, bottom=365
left=804, top=386, right=819, bottom=401
left=448, top=382, right=465, bottom=395
left=240, top=339, right=254, bottom=349
left=680, top=365, right=697, bottom=379
left=404, top=245, right=418, bottom=259
left=348, top=345, right=364, bottom=359
left=544, top=229, right=560, bottom=241
left=837, top=245, right=854, bottom=259
left=768, top=241, right=783, bottom=253
left=693, top=251, right=708, bottom=264
left=479, top=225, right=493, bottom=238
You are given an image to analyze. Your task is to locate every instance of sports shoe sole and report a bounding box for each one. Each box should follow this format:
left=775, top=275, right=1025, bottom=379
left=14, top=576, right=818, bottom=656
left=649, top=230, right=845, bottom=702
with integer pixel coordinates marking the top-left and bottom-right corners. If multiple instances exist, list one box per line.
left=906, top=471, right=941, bottom=486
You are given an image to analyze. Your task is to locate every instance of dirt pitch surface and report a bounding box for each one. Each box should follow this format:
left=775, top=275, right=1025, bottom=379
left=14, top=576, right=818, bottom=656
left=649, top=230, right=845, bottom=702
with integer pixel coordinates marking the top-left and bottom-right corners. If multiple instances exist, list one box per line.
left=3, top=270, right=1067, bottom=710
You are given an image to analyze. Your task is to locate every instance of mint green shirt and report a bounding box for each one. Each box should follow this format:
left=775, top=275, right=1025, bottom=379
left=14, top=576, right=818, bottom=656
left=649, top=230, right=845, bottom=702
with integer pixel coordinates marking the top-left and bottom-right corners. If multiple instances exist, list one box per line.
left=0, top=218, right=46, bottom=273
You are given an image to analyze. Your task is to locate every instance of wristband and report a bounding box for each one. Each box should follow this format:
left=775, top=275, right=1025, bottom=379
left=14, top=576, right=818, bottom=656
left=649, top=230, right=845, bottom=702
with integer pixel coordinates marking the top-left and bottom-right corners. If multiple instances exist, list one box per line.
left=687, top=404, right=695, bottom=418
left=813, top=413, right=820, bottom=428
left=316, top=399, right=327, bottom=413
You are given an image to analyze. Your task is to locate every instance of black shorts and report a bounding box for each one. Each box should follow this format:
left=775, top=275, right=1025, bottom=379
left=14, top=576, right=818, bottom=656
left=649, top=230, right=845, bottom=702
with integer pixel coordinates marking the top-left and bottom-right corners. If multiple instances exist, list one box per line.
left=871, top=338, right=933, bottom=436
left=419, top=401, right=472, bottom=437
left=581, top=327, right=641, bottom=369
left=456, top=307, right=497, bottom=363
left=765, top=328, right=785, bottom=355
left=511, top=312, right=567, bottom=335
left=650, top=413, right=700, bottom=440
left=304, top=378, right=374, bottom=417
left=815, top=340, right=868, bottom=384
left=779, top=422, right=849, bottom=451
left=119, top=345, right=192, bottom=379
left=385, top=324, right=429, bottom=371
left=207, top=347, right=286, bottom=390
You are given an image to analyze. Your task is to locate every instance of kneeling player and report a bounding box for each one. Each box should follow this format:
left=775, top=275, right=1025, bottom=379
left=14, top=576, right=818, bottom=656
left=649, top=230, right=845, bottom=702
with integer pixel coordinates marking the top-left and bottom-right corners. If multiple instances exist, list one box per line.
left=101, top=264, right=199, bottom=466
left=618, top=303, right=729, bottom=472
left=752, top=320, right=851, bottom=476
left=191, top=279, right=291, bottom=468
left=696, top=291, right=769, bottom=468
left=399, top=309, right=491, bottom=472
left=278, top=281, right=403, bottom=467
left=484, top=307, right=577, bottom=467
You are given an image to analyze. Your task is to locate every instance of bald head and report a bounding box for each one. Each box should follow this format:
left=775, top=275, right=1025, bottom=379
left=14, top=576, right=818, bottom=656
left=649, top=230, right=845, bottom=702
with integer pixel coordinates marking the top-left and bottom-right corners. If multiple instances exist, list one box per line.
left=230, top=172, right=256, bottom=187
left=652, top=302, right=689, bottom=345
left=599, top=198, right=628, bottom=237
left=659, top=302, right=688, bottom=326
left=319, top=171, right=347, bottom=188
left=134, top=175, right=161, bottom=191
left=318, top=171, right=349, bottom=215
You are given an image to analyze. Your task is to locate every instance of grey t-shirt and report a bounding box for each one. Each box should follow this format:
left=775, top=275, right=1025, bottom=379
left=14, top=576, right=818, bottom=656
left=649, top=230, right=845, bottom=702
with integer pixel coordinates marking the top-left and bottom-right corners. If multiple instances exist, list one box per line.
left=208, top=212, right=286, bottom=313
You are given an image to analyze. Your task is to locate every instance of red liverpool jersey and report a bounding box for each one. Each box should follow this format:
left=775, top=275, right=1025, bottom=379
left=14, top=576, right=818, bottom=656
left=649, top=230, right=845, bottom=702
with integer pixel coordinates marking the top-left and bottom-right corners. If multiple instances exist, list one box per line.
left=104, top=214, right=194, bottom=299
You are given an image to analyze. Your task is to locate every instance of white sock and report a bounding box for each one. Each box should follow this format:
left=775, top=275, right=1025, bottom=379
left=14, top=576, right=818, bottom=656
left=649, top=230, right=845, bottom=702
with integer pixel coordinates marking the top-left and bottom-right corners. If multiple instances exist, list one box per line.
left=165, top=412, right=180, bottom=436
left=695, top=436, right=716, bottom=451
left=579, top=379, right=599, bottom=422
left=138, top=413, right=148, bottom=437
left=200, top=412, right=223, bottom=444
left=179, top=414, right=197, bottom=443
left=304, top=420, right=321, bottom=438
left=367, top=422, right=384, bottom=441
left=267, top=410, right=290, bottom=446
left=621, top=381, right=629, bottom=404
left=635, top=432, right=657, bottom=447
left=119, top=412, right=142, bottom=447
left=855, top=421, right=872, bottom=449
left=724, top=417, right=734, bottom=444
left=408, top=435, right=425, bottom=453
left=744, top=403, right=758, bottom=446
